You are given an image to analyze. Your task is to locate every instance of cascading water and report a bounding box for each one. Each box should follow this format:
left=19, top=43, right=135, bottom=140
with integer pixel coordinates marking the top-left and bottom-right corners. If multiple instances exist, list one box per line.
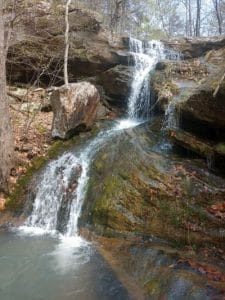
left=164, top=101, right=179, bottom=130
left=127, top=38, right=165, bottom=120
left=21, top=37, right=165, bottom=238
left=21, top=123, right=137, bottom=237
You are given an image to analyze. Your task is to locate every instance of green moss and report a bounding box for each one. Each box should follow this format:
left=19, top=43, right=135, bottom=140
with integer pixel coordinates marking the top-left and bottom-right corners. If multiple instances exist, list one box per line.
left=35, top=123, right=47, bottom=134
left=93, top=153, right=108, bottom=173
left=71, top=48, right=88, bottom=61
left=144, top=277, right=162, bottom=296
left=215, top=143, right=225, bottom=155
left=92, top=175, right=119, bottom=214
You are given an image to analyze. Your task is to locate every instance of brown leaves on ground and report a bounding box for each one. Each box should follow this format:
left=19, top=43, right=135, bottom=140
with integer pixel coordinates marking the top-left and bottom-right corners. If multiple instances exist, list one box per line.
left=9, top=104, right=53, bottom=188
left=0, top=197, right=6, bottom=211
left=183, top=221, right=201, bottom=232
left=175, top=259, right=225, bottom=282
left=208, top=202, right=225, bottom=219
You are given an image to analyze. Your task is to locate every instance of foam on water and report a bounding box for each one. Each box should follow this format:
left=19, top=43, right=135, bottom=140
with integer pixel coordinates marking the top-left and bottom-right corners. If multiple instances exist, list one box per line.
left=115, top=119, right=139, bottom=130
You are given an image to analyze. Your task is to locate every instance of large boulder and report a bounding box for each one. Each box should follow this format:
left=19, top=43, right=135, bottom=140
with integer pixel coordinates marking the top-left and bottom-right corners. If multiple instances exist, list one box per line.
left=6, top=1, right=130, bottom=85
left=98, top=65, right=134, bottom=108
left=80, top=120, right=225, bottom=246
left=51, top=82, right=100, bottom=139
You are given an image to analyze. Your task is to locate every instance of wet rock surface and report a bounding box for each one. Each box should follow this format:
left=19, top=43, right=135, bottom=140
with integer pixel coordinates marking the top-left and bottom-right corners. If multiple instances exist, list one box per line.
left=80, top=120, right=225, bottom=247
left=152, top=43, right=225, bottom=166
left=98, top=65, right=134, bottom=108
left=93, top=236, right=225, bottom=300
left=78, top=119, right=225, bottom=297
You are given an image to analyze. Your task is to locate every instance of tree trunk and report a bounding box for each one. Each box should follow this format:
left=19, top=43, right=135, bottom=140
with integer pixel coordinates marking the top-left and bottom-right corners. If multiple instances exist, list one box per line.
left=64, top=0, right=71, bottom=86
left=0, top=1, right=15, bottom=193
left=188, top=0, right=193, bottom=36
left=212, top=0, right=223, bottom=35
left=195, top=0, right=201, bottom=36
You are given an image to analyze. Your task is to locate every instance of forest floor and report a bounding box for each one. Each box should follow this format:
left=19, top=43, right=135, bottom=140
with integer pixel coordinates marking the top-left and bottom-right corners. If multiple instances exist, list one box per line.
left=0, top=88, right=54, bottom=209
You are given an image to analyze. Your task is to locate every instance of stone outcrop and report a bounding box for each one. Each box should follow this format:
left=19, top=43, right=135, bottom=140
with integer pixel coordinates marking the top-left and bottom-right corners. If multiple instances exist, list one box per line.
left=80, top=121, right=225, bottom=245
left=151, top=59, right=208, bottom=111
left=97, top=237, right=225, bottom=300
left=51, top=82, right=100, bottom=139
left=164, top=36, right=225, bottom=59
left=6, top=1, right=130, bottom=85
left=79, top=120, right=225, bottom=297
left=152, top=42, right=225, bottom=164
left=8, top=86, right=52, bottom=112
left=98, top=65, right=134, bottom=108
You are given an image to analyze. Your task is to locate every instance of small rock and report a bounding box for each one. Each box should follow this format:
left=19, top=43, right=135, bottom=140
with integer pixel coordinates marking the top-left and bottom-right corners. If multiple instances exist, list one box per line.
left=21, top=102, right=41, bottom=112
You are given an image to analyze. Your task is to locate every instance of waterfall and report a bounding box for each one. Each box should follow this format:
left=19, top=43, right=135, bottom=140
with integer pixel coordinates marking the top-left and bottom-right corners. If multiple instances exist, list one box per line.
left=164, top=101, right=179, bottom=130
left=127, top=38, right=165, bottom=120
left=21, top=122, right=136, bottom=237
left=20, top=37, right=165, bottom=238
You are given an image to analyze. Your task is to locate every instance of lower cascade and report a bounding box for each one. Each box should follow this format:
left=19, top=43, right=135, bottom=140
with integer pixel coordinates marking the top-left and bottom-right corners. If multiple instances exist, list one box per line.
left=21, top=38, right=166, bottom=237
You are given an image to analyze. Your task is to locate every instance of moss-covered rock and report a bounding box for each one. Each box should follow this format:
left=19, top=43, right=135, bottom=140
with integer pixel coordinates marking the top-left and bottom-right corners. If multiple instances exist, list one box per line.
left=80, top=120, right=225, bottom=248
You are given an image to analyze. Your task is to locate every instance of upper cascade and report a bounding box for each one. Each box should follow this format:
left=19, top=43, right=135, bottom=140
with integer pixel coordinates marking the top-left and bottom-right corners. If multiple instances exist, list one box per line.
left=127, top=38, right=165, bottom=120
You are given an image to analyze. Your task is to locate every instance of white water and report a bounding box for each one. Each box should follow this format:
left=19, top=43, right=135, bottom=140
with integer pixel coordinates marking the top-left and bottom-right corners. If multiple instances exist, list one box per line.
left=20, top=120, right=138, bottom=237
left=164, top=101, right=179, bottom=130
left=20, top=37, right=165, bottom=239
left=127, top=38, right=165, bottom=119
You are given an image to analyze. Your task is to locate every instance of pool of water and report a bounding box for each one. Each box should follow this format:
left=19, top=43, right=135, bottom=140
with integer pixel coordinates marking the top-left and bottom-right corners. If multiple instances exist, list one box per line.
left=0, top=231, right=131, bottom=300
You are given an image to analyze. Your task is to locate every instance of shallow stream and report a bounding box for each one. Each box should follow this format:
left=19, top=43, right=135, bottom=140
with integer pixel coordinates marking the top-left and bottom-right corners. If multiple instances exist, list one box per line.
left=0, top=231, right=131, bottom=300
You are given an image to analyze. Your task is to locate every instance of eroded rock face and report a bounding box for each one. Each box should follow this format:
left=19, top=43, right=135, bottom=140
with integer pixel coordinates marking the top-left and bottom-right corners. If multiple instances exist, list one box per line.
left=164, top=36, right=225, bottom=59
left=51, top=82, right=100, bottom=139
left=6, top=1, right=130, bottom=85
left=98, top=65, right=134, bottom=108
left=151, top=59, right=208, bottom=111
left=79, top=119, right=225, bottom=297
left=80, top=120, right=225, bottom=247
left=152, top=45, right=225, bottom=164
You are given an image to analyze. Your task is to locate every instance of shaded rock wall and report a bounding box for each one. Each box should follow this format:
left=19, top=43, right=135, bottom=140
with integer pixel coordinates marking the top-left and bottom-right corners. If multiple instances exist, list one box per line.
left=6, top=1, right=130, bottom=86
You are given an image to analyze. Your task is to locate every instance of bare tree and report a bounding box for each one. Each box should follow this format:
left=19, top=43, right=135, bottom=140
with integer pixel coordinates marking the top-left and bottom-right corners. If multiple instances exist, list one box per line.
left=64, top=0, right=71, bottom=86
left=181, top=0, right=193, bottom=36
left=0, top=0, right=15, bottom=193
left=212, top=0, right=223, bottom=34
left=195, top=0, right=201, bottom=36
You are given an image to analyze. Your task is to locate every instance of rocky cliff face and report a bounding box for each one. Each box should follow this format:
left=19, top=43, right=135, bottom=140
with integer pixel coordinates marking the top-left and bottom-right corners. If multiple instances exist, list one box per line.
left=164, top=36, right=225, bottom=59
left=7, top=1, right=130, bottom=86
left=152, top=40, right=225, bottom=169
left=79, top=120, right=225, bottom=298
